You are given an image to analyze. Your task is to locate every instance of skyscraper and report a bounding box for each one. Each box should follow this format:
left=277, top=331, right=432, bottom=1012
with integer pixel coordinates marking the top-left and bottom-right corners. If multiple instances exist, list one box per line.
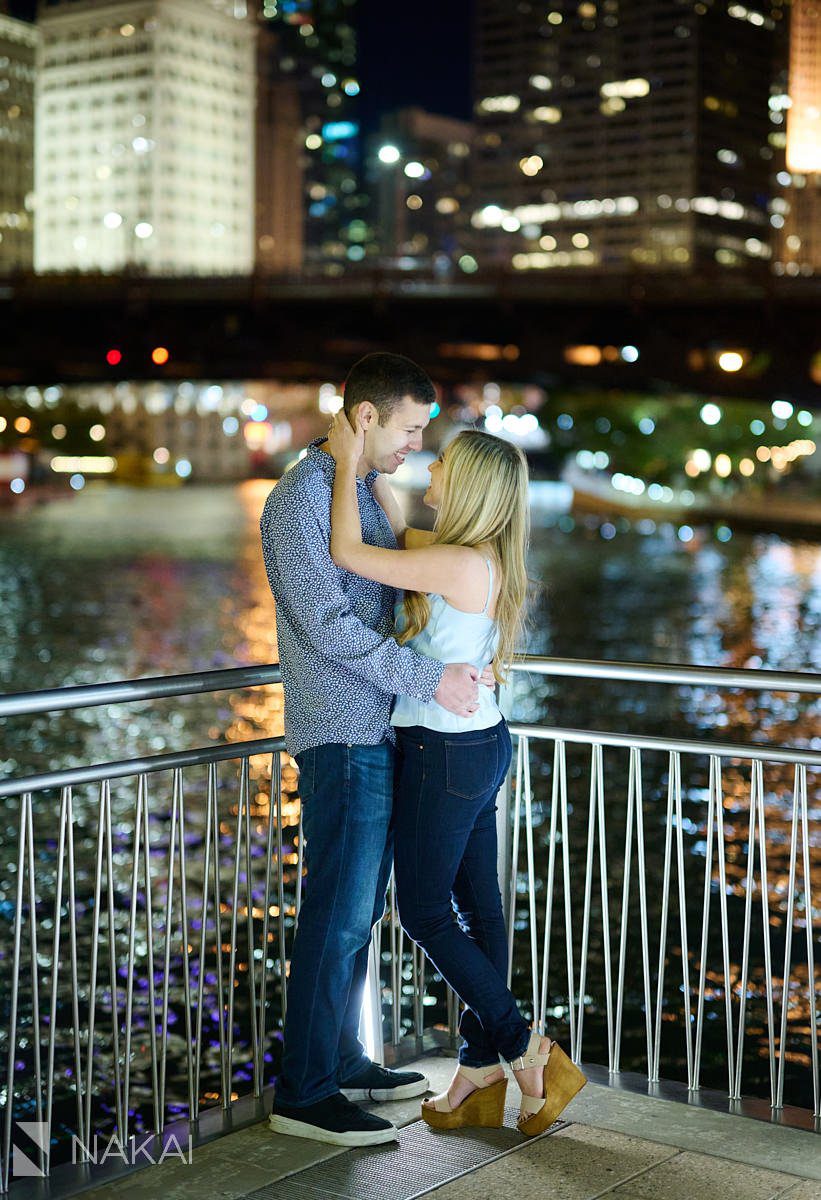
left=0, top=8, right=37, bottom=273
left=35, top=0, right=256, bottom=275
left=367, top=108, right=475, bottom=272
left=471, top=0, right=783, bottom=276
left=256, top=17, right=304, bottom=275
left=775, top=0, right=820, bottom=276
left=260, top=0, right=364, bottom=274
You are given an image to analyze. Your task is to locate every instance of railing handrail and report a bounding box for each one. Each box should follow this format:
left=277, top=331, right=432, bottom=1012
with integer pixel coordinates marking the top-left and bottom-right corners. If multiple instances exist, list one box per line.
left=511, top=656, right=821, bottom=694
left=0, top=737, right=287, bottom=799
left=508, top=723, right=820, bottom=767
left=0, top=663, right=283, bottom=718
left=1, top=656, right=818, bottom=722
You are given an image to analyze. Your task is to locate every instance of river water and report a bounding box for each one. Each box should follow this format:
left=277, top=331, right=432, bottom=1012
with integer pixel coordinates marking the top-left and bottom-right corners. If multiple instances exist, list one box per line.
left=1, top=479, right=819, bottom=1148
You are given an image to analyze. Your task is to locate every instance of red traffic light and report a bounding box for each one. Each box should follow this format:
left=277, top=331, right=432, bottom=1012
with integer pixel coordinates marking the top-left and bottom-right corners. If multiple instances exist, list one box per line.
left=106, top=348, right=122, bottom=366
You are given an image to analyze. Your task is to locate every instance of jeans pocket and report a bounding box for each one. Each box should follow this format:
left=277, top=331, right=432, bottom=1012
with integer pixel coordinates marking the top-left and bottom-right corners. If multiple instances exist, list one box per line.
left=444, top=735, right=498, bottom=801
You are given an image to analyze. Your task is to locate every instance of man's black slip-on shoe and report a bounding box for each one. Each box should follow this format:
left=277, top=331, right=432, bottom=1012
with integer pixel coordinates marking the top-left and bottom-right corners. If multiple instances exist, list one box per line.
left=340, top=1062, right=430, bottom=1103
left=269, top=1092, right=398, bottom=1147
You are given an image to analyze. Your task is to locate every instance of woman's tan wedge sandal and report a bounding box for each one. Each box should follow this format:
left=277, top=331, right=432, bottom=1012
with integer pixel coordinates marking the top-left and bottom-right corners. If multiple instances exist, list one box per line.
left=511, top=1032, right=587, bottom=1136
left=421, top=1065, right=508, bottom=1131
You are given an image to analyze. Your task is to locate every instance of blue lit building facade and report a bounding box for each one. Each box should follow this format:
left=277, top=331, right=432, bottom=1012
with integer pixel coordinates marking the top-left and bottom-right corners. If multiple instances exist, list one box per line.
left=260, top=0, right=365, bottom=274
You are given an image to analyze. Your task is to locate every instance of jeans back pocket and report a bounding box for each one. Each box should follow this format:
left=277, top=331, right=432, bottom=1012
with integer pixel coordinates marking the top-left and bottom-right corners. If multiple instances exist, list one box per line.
left=444, top=734, right=498, bottom=801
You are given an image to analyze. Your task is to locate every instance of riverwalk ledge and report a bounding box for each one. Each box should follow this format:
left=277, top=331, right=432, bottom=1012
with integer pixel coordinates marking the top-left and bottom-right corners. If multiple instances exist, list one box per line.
left=66, top=1056, right=821, bottom=1200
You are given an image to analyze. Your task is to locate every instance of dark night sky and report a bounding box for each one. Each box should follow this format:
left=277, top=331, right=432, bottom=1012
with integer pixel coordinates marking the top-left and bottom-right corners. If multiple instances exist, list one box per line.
left=7, top=0, right=474, bottom=128
left=8, top=1, right=475, bottom=125
left=357, top=0, right=473, bottom=132
left=8, top=0, right=37, bottom=18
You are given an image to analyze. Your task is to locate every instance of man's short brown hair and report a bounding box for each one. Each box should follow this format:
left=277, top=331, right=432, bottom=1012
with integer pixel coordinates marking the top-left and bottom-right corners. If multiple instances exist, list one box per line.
left=343, top=352, right=436, bottom=425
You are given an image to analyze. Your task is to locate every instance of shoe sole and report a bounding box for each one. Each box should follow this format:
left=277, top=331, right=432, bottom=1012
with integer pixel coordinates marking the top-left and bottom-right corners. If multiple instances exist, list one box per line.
left=341, top=1078, right=429, bottom=1103
left=268, top=1113, right=398, bottom=1147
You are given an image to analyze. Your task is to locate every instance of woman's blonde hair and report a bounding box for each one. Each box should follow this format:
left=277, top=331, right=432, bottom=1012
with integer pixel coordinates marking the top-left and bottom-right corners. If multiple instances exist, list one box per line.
left=397, top=430, right=530, bottom=682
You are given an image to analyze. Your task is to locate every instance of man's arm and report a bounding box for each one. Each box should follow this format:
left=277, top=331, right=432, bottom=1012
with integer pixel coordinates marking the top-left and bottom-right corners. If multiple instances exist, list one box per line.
left=261, top=487, right=479, bottom=713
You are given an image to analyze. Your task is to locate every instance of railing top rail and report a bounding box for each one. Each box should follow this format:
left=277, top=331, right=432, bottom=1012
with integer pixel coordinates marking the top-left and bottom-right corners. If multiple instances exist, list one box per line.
left=509, top=723, right=820, bottom=767
left=0, top=663, right=282, bottom=719
left=0, top=736, right=287, bottom=799
left=512, top=656, right=821, bottom=694
left=2, top=656, right=818, bottom=723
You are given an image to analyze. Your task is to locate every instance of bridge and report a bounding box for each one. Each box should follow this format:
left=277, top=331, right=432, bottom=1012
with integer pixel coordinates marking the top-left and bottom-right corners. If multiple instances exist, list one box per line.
left=1, top=273, right=819, bottom=402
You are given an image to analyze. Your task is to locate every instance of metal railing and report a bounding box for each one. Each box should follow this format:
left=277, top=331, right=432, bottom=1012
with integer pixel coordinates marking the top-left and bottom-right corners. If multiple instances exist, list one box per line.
left=503, top=657, right=820, bottom=1122
left=0, top=666, right=287, bottom=1194
left=0, top=656, right=819, bottom=1193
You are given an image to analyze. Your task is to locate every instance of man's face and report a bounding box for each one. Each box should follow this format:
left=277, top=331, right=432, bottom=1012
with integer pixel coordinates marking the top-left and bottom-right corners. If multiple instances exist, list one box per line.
left=362, top=395, right=431, bottom=474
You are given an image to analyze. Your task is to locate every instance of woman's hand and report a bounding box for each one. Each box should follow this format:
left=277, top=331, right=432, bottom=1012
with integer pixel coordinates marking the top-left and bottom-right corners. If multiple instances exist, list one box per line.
left=327, top=409, right=364, bottom=467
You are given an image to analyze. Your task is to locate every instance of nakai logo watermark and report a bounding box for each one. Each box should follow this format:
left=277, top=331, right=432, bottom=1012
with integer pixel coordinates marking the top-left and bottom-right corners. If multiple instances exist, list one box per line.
left=12, top=1122, right=193, bottom=1178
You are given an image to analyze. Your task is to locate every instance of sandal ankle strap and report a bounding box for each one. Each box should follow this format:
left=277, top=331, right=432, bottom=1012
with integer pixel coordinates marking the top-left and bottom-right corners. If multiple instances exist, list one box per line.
left=457, top=1063, right=503, bottom=1087
left=509, top=1032, right=551, bottom=1071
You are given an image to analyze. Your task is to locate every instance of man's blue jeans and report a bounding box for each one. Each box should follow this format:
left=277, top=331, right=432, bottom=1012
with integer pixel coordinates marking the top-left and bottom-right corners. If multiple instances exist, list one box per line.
left=276, top=740, right=393, bottom=1107
left=393, top=720, right=531, bottom=1067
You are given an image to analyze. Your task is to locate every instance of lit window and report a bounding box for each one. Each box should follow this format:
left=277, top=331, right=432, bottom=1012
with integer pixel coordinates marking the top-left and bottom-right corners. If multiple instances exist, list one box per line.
left=519, top=155, right=544, bottom=176
left=600, top=78, right=649, bottom=100
left=478, top=95, right=521, bottom=113
left=533, top=106, right=562, bottom=123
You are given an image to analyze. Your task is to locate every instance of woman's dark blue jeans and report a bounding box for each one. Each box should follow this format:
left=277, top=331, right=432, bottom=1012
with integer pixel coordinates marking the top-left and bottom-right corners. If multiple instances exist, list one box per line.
left=393, top=720, right=531, bottom=1067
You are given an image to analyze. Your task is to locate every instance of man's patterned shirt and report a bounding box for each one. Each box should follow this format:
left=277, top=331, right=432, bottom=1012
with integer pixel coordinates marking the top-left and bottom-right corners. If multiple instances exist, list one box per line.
left=260, top=439, right=444, bottom=757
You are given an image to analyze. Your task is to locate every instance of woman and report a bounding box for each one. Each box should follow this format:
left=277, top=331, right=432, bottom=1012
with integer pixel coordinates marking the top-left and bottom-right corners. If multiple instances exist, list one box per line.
left=326, top=411, right=586, bottom=1135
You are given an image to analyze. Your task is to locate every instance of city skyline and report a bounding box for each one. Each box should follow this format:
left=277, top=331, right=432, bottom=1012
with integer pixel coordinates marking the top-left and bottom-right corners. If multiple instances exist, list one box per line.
left=0, top=0, right=817, bottom=280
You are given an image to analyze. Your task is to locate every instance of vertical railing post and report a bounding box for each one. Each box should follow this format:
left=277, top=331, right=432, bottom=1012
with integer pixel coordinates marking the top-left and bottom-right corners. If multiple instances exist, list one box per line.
left=361, top=927, right=385, bottom=1065
left=496, top=680, right=516, bottom=935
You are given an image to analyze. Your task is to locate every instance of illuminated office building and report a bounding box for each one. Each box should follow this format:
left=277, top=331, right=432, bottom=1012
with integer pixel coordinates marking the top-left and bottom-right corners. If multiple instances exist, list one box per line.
left=260, top=0, right=365, bottom=274
left=472, top=0, right=785, bottom=275
left=368, top=107, right=475, bottom=271
left=35, top=0, right=256, bottom=275
left=256, top=18, right=304, bottom=275
left=773, top=0, right=820, bottom=276
left=0, top=9, right=37, bottom=273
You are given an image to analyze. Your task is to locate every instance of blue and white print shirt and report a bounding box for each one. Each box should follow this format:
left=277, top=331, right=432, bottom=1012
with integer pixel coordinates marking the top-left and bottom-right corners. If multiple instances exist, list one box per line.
left=260, top=439, right=445, bottom=757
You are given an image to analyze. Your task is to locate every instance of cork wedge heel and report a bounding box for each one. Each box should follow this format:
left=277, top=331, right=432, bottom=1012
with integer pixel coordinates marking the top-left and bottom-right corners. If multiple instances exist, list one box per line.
left=421, top=1065, right=508, bottom=1131
left=512, top=1033, right=587, bottom=1137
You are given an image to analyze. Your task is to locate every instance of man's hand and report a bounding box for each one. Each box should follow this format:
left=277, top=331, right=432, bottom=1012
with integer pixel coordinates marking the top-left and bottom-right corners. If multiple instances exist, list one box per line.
left=435, top=663, right=481, bottom=717
left=479, top=665, right=496, bottom=690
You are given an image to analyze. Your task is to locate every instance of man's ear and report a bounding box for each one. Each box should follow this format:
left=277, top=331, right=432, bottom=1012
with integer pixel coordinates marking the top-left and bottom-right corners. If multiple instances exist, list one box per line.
left=354, top=401, right=377, bottom=429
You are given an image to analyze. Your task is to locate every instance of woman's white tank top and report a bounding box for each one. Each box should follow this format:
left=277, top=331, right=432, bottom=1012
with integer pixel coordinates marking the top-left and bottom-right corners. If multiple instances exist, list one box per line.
left=391, top=557, right=501, bottom=734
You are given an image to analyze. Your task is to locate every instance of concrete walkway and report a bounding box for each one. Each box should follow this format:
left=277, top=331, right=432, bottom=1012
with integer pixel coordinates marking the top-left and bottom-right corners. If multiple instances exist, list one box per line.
left=72, top=1057, right=821, bottom=1200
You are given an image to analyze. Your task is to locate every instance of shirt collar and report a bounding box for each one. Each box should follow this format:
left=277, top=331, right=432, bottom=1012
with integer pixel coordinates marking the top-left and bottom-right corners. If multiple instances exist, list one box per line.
left=308, top=437, right=378, bottom=486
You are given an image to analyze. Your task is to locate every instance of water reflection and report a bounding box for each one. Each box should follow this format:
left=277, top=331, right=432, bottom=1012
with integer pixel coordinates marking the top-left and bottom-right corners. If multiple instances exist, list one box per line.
left=0, top=482, right=819, bottom=1144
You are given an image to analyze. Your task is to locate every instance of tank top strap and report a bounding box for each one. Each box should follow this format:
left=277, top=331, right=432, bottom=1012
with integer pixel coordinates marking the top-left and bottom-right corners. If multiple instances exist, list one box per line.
left=481, top=557, right=494, bottom=616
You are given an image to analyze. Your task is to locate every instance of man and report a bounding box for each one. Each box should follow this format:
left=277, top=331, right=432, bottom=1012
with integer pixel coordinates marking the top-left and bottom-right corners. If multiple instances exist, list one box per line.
left=260, top=352, right=483, bottom=1147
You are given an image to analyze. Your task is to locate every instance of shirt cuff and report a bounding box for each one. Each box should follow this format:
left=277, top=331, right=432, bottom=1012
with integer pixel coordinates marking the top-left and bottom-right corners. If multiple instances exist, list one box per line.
left=417, top=657, right=446, bottom=703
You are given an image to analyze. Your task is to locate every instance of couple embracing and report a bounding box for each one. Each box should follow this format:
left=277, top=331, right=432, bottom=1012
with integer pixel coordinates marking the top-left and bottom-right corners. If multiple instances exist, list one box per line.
left=260, top=352, right=584, bottom=1149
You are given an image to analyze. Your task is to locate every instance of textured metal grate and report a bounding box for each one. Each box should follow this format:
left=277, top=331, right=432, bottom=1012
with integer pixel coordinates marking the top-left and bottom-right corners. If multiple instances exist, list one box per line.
left=243, top=1111, right=567, bottom=1200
